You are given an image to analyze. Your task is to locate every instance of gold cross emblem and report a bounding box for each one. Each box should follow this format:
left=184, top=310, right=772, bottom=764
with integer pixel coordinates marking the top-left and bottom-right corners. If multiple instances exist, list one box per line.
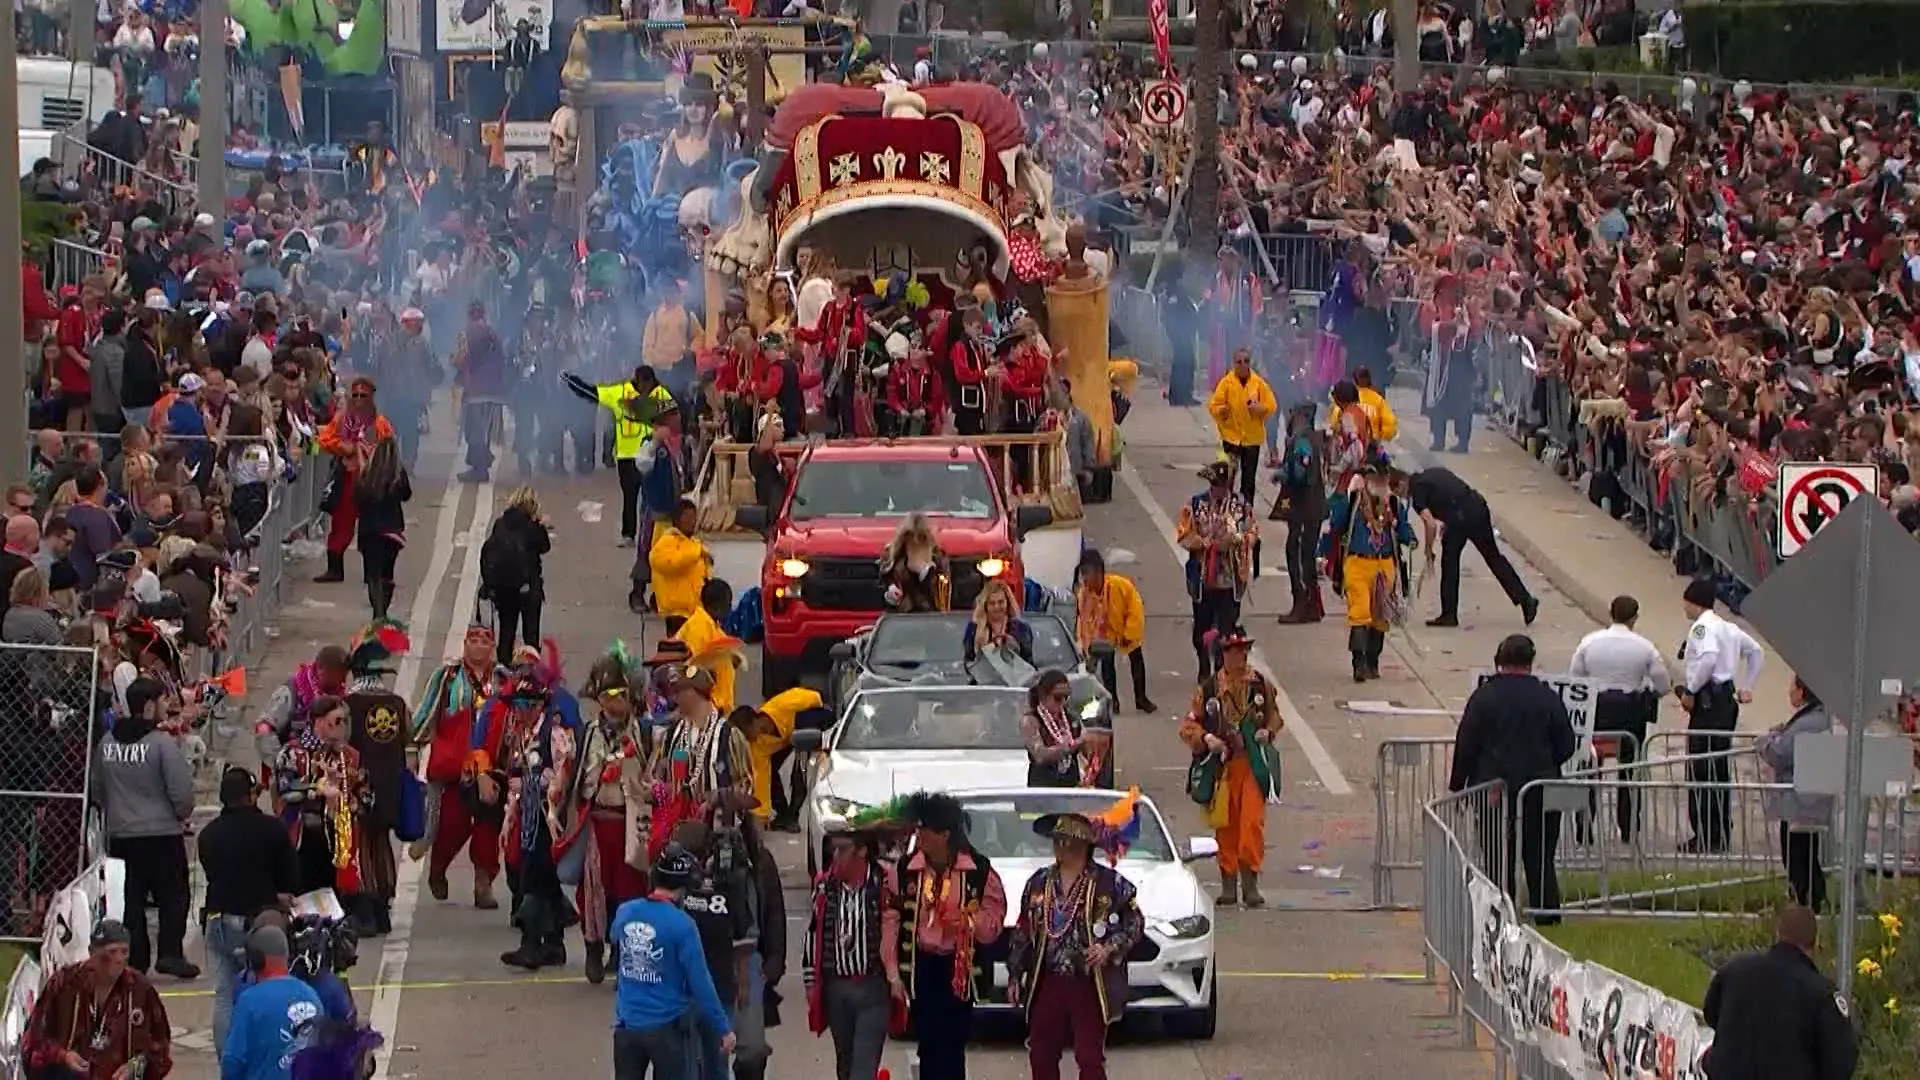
left=919, top=152, right=951, bottom=184
left=829, top=152, right=861, bottom=187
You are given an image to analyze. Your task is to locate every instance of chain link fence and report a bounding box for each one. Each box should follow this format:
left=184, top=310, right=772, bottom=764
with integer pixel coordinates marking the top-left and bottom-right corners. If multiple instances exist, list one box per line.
left=0, top=645, right=99, bottom=942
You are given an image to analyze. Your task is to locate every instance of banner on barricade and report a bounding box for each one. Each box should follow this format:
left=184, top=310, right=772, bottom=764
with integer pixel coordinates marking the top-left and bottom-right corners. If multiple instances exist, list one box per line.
left=0, top=954, right=42, bottom=1077
left=1468, top=873, right=1713, bottom=1078
left=40, top=858, right=126, bottom=973
left=1470, top=669, right=1597, bottom=774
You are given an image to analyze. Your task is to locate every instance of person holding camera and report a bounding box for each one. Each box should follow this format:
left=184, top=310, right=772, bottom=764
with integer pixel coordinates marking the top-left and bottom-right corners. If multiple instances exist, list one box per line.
left=198, top=766, right=299, bottom=1051
left=94, top=676, right=199, bottom=980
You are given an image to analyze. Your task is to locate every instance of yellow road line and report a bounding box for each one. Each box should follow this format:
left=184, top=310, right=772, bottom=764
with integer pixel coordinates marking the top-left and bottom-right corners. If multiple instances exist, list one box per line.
left=156, top=969, right=1434, bottom=1000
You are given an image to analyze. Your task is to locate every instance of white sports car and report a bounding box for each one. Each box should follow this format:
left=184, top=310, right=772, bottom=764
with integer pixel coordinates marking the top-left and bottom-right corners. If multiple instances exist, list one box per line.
left=794, top=685, right=1035, bottom=876
left=955, top=788, right=1219, bottom=1039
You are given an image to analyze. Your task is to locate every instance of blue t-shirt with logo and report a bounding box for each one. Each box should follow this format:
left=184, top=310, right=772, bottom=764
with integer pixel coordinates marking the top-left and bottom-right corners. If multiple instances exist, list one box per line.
left=610, top=897, right=731, bottom=1036
left=221, top=975, right=323, bottom=1080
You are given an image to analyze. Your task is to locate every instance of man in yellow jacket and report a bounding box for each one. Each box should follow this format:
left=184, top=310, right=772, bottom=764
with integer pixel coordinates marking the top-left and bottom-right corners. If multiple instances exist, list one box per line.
left=1208, top=347, right=1278, bottom=504
left=674, top=578, right=738, bottom=714
left=1074, top=548, right=1157, bottom=713
left=1328, top=366, right=1398, bottom=444
left=649, top=498, right=710, bottom=628
left=738, top=686, right=825, bottom=829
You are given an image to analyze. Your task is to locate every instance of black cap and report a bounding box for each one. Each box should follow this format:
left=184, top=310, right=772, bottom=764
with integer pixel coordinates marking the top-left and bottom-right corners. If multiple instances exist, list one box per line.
left=90, top=920, right=131, bottom=949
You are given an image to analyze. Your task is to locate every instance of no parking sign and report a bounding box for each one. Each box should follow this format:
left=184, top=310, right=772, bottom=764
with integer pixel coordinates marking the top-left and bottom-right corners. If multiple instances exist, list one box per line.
left=1778, top=462, right=1878, bottom=557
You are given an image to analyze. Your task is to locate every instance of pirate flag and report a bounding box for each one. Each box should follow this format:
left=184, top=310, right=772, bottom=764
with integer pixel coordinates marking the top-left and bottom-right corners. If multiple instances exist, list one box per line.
left=345, top=622, right=412, bottom=832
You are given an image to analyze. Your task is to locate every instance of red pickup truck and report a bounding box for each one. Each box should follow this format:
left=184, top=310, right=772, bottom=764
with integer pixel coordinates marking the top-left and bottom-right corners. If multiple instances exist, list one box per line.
left=734, top=439, right=1054, bottom=697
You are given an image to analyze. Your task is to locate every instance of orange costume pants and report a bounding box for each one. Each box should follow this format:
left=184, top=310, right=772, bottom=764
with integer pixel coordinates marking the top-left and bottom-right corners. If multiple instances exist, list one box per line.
left=1214, top=754, right=1266, bottom=875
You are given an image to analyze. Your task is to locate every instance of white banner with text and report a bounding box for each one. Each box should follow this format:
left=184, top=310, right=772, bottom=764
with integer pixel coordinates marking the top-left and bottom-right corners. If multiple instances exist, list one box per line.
left=1467, top=874, right=1715, bottom=1077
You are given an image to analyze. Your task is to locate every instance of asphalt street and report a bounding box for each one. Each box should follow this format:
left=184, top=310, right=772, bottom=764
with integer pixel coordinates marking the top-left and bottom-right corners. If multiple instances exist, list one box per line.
left=155, top=387, right=1634, bottom=1080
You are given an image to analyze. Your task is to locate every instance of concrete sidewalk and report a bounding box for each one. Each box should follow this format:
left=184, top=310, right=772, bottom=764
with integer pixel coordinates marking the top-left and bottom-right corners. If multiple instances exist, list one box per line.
left=1380, top=385, right=1792, bottom=729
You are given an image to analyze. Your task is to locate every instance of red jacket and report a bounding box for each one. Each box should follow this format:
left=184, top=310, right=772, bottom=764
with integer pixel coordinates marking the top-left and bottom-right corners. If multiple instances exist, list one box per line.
left=800, top=298, right=866, bottom=366
left=1004, top=342, right=1049, bottom=408
left=950, top=336, right=989, bottom=387
left=887, top=360, right=946, bottom=418
left=21, top=261, right=58, bottom=343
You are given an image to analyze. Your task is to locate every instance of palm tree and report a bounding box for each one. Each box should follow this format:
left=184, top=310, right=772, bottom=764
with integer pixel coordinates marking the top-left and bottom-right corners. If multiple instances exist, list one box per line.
left=1185, top=0, right=1226, bottom=263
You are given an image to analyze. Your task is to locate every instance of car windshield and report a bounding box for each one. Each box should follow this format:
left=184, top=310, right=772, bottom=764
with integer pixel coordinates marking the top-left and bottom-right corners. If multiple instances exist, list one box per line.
left=836, top=688, right=1026, bottom=751
left=867, top=615, right=1081, bottom=671
left=956, top=793, right=1176, bottom=862
left=788, top=458, right=997, bottom=521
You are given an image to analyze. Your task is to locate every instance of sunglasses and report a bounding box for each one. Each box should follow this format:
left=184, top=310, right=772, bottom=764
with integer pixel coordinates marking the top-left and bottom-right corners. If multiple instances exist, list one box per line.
left=350, top=391, right=371, bottom=400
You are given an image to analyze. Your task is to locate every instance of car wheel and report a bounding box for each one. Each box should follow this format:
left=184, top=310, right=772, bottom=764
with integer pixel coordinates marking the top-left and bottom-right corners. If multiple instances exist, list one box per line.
left=1166, top=976, right=1218, bottom=1040
left=762, top=655, right=800, bottom=699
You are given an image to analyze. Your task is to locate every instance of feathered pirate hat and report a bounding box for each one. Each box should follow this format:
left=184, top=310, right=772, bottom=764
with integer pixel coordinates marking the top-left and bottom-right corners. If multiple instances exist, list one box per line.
left=582, top=641, right=643, bottom=700
left=120, top=617, right=183, bottom=675
left=1034, top=788, right=1146, bottom=865
left=840, top=791, right=972, bottom=844
left=504, top=639, right=565, bottom=700
left=346, top=620, right=411, bottom=677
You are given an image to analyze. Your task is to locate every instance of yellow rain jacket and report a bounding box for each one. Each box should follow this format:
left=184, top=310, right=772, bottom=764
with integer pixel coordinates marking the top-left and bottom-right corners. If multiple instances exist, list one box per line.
left=750, top=687, right=822, bottom=820
left=1208, top=371, right=1278, bottom=448
left=1074, top=573, right=1146, bottom=654
left=649, top=525, right=709, bottom=620
left=675, top=606, right=736, bottom=716
left=1329, top=385, right=1398, bottom=443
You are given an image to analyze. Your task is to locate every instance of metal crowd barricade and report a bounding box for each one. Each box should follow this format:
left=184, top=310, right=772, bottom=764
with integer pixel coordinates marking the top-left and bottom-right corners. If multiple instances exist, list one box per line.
left=47, top=239, right=113, bottom=295
left=56, top=134, right=196, bottom=217
left=1374, top=737, right=1456, bottom=909
left=0, top=644, right=99, bottom=942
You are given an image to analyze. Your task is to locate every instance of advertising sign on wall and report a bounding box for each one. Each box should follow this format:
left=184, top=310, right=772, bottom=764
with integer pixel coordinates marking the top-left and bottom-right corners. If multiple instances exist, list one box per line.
left=437, top=0, right=551, bottom=53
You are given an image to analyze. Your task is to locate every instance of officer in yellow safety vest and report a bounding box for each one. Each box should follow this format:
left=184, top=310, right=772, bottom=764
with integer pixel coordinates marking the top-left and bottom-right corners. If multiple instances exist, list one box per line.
left=562, top=364, right=678, bottom=547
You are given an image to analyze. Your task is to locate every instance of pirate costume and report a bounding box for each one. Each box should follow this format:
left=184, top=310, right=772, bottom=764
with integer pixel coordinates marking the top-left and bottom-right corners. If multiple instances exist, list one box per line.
left=1006, top=806, right=1145, bottom=1080
left=409, top=621, right=505, bottom=908
left=855, top=792, right=1007, bottom=1080
left=644, top=663, right=753, bottom=863
left=470, top=642, right=583, bottom=970
left=802, top=819, right=903, bottom=1080
left=1326, top=462, right=1414, bottom=681
left=1178, top=628, right=1283, bottom=907
left=344, top=621, right=413, bottom=936
left=1175, top=462, right=1256, bottom=679
left=560, top=649, right=652, bottom=985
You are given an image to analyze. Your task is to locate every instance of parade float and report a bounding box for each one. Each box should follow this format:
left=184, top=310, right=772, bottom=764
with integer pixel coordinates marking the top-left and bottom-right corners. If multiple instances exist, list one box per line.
left=703, top=78, right=1129, bottom=476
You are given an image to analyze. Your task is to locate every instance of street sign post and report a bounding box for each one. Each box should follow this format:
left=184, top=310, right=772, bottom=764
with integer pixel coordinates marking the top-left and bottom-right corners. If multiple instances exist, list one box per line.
left=1143, top=78, right=1188, bottom=127
left=1743, top=495, right=1920, bottom=1001
left=1778, top=461, right=1877, bottom=557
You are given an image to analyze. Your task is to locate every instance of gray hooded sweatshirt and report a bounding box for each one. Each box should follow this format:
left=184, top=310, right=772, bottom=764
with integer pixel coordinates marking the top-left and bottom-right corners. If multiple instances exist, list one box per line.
left=93, top=714, right=194, bottom=839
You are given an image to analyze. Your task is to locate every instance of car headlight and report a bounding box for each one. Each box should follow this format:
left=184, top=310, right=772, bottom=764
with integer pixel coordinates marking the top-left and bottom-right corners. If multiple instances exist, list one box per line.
left=815, top=795, right=867, bottom=819
left=977, top=557, right=1008, bottom=578
left=780, top=558, right=811, bottom=579
left=1151, top=915, right=1212, bottom=940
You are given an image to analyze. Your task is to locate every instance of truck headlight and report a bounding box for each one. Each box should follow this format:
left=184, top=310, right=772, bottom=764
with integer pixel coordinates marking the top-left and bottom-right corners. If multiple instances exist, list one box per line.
left=1152, top=915, right=1212, bottom=940
left=780, top=558, right=811, bottom=579
left=977, top=557, right=1008, bottom=578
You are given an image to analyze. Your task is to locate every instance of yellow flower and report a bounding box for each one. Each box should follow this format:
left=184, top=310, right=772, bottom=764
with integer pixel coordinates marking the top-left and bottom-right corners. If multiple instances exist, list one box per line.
left=1886, top=997, right=1901, bottom=1017
left=1880, top=912, right=1903, bottom=938
left=1858, top=957, right=1883, bottom=979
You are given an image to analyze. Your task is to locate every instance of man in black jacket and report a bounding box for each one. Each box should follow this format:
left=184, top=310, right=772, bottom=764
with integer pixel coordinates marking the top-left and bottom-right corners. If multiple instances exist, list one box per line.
left=1701, top=905, right=1857, bottom=1080
left=197, top=765, right=299, bottom=1050
left=1449, top=634, right=1576, bottom=925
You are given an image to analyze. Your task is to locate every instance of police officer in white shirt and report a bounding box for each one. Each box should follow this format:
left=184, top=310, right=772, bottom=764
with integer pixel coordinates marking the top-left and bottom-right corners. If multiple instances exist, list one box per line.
left=1678, top=579, right=1765, bottom=854
left=1570, top=594, right=1671, bottom=842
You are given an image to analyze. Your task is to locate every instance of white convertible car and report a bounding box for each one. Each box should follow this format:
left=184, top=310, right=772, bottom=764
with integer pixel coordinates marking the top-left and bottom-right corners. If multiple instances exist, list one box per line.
left=794, top=684, right=1035, bottom=876
left=952, top=788, right=1219, bottom=1039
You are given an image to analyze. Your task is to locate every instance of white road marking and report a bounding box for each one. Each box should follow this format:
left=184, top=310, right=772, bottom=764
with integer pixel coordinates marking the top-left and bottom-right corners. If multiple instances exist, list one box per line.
left=1117, top=461, right=1354, bottom=797
left=369, top=474, right=494, bottom=1080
